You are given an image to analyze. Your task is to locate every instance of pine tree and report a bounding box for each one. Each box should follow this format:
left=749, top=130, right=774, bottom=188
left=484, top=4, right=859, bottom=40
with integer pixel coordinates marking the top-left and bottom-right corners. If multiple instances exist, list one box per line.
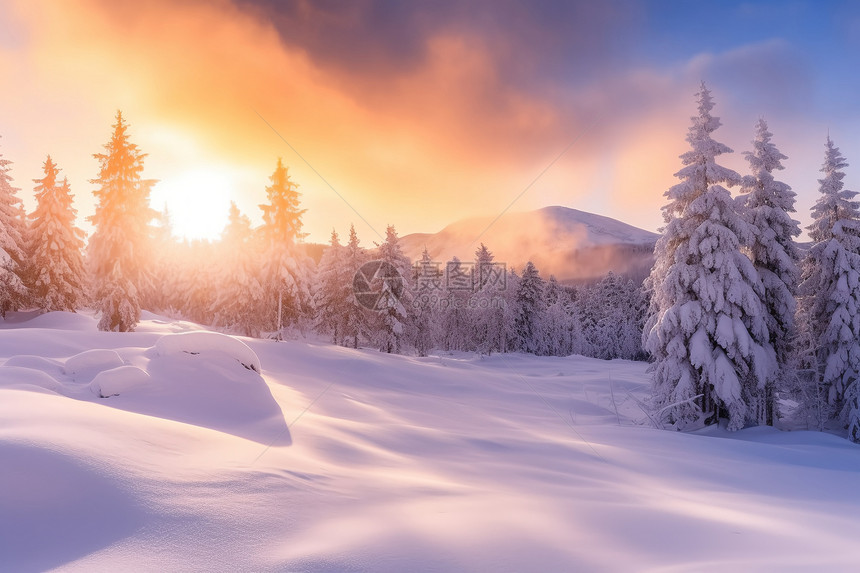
left=440, top=256, right=473, bottom=352
left=0, top=138, right=28, bottom=316
left=146, top=206, right=176, bottom=313
left=410, top=247, right=439, bottom=357
left=259, top=158, right=313, bottom=337
left=643, top=84, right=774, bottom=431
left=343, top=224, right=372, bottom=348
left=513, top=261, right=545, bottom=354
left=797, top=137, right=860, bottom=436
left=313, top=229, right=354, bottom=344
left=738, top=119, right=801, bottom=425
left=87, top=111, right=156, bottom=331
left=27, top=157, right=86, bottom=312
left=375, top=225, right=411, bottom=354
left=542, top=275, right=573, bottom=357
left=176, top=239, right=218, bottom=325
left=588, top=273, right=647, bottom=360
left=213, top=203, right=265, bottom=336
left=472, top=243, right=507, bottom=354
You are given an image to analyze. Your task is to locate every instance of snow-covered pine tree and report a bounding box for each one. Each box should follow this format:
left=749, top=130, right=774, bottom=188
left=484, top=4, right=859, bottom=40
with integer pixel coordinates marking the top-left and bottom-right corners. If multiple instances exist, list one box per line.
left=542, top=275, right=573, bottom=357
left=472, top=243, right=506, bottom=354
left=176, top=239, right=219, bottom=325
left=87, top=112, right=157, bottom=331
left=145, top=206, right=176, bottom=313
left=797, top=137, right=860, bottom=436
left=27, top=157, right=86, bottom=312
left=643, top=83, right=774, bottom=431
left=375, top=225, right=411, bottom=354
left=259, top=158, right=313, bottom=337
left=440, top=256, right=473, bottom=352
left=212, top=202, right=265, bottom=337
left=313, top=229, right=353, bottom=344
left=513, top=261, right=545, bottom=354
left=343, top=224, right=372, bottom=348
left=588, top=272, right=647, bottom=360
left=410, top=247, right=438, bottom=357
left=0, top=138, right=28, bottom=316
left=501, top=267, right=521, bottom=353
left=738, top=119, right=801, bottom=425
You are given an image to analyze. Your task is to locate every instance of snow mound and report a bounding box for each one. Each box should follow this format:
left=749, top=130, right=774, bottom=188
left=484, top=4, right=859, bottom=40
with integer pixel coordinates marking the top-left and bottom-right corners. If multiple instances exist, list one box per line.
left=155, top=331, right=261, bottom=372
left=0, top=366, right=65, bottom=394
left=90, top=366, right=150, bottom=398
left=64, top=349, right=125, bottom=377
left=21, top=311, right=97, bottom=331
left=4, top=354, right=63, bottom=373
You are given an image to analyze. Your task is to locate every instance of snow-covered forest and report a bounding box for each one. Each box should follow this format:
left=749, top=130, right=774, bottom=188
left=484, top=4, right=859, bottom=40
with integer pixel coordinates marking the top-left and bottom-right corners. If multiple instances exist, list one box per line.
left=2, top=83, right=860, bottom=443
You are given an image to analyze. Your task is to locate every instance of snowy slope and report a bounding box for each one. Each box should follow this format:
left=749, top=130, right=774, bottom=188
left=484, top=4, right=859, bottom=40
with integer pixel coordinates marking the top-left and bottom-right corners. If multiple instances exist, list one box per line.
left=2, top=312, right=860, bottom=571
left=399, top=206, right=658, bottom=282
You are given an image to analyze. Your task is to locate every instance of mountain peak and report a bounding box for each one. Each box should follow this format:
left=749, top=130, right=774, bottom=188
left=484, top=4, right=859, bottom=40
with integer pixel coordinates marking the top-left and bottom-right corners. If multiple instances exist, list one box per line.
left=399, top=206, right=657, bottom=282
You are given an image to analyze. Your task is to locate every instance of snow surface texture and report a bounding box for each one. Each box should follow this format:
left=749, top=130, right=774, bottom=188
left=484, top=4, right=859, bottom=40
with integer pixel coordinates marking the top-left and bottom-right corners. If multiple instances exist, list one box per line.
left=2, top=311, right=860, bottom=571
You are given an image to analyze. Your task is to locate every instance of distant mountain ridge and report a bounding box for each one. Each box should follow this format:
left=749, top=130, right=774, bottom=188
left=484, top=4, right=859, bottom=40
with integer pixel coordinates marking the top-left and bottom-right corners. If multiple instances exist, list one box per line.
left=399, top=206, right=658, bottom=283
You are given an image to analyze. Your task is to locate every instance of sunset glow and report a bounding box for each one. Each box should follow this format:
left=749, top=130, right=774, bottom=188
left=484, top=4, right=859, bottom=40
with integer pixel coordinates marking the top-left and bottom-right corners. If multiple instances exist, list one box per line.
left=150, top=168, right=235, bottom=240
left=1, top=0, right=859, bottom=243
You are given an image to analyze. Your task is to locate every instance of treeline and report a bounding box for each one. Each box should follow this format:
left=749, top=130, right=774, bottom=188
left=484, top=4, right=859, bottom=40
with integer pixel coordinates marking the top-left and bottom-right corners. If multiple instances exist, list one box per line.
left=0, top=112, right=646, bottom=362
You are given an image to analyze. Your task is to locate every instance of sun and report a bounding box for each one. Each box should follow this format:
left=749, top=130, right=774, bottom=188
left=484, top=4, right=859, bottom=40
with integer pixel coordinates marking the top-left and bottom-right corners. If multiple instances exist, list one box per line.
left=151, top=167, right=234, bottom=241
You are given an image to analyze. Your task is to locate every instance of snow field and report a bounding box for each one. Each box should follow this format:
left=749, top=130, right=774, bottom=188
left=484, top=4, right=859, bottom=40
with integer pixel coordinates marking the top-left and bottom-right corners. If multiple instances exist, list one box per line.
left=1, top=311, right=860, bottom=571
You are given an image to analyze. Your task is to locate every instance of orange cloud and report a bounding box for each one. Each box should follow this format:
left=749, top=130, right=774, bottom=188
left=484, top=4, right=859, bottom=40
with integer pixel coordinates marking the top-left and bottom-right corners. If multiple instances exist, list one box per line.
left=6, top=0, right=815, bottom=246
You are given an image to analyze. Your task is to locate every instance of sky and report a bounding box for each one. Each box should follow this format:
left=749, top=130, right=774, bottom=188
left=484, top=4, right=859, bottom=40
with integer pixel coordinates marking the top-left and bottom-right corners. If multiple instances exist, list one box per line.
left=1, top=0, right=859, bottom=243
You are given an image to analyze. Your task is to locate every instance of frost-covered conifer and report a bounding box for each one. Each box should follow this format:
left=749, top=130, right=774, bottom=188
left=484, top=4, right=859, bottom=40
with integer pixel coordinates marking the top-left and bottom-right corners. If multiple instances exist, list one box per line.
left=343, top=225, right=372, bottom=348
left=588, top=273, right=646, bottom=360
left=28, top=157, right=86, bottom=312
left=472, top=244, right=507, bottom=354
left=797, top=137, right=860, bottom=436
left=88, top=112, right=156, bottom=331
left=643, top=84, right=774, bottom=430
left=738, top=119, right=801, bottom=424
left=375, top=225, right=411, bottom=354
left=313, top=229, right=354, bottom=344
left=0, top=139, right=28, bottom=316
left=542, top=275, right=573, bottom=357
left=440, top=256, right=473, bottom=352
left=513, top=261, right=545, bottom=354
left=259, top=158, right=313, bottom=336
left=213, top=203, right=265, bottom=336
left=410, top=247, right=438, bottom=357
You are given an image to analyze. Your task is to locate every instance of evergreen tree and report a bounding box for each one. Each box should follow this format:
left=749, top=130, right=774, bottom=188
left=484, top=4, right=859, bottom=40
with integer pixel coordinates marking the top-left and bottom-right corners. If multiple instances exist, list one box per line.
left=542, top=275, right=573, bottom=357
left=738, top=119, right=801, bottom=425
left=513, top=261, right=545, bottom=354
left=313, top=229, right=352, bottom=344
left=440, top=256, right=473, bottom=352
left=146, top=206, right=177, bottom=313
left=177, top=239, right=218, bottom=325
left=27, top=157, right=86, bottom=312
left=213, top=203, right=265, bottom=336
left=87, top=111, right=156, bottom=331
left=410, top=247, right=438, bottom=357
left=797, top=137, right=860, bottom=436
left=0, top=138, right=28, bottom=316
left=472, top=244, right=507, bottom=354
left=643, top=84, right=774, bottom=431
left=343, top=224, right=372, bottom=348
left=588, top=273, right=647, bottom=360
left=375, top=225, right=411, bottom=354
left=259, top=158, right=313, bottom=337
